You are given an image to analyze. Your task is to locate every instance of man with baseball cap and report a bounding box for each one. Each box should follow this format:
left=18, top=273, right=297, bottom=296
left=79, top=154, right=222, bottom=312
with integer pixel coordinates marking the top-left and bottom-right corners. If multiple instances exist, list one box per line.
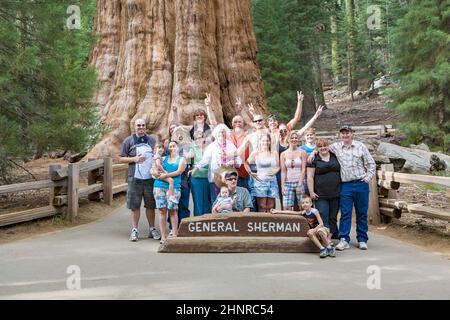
left=329, top=124, right=376, bottom=251
left=211, top=170, right=253, bottom=213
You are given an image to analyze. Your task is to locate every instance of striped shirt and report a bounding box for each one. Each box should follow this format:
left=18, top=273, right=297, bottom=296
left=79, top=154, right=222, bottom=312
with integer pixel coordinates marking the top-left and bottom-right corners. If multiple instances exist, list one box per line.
left=329, top=140, right=376, bottom=182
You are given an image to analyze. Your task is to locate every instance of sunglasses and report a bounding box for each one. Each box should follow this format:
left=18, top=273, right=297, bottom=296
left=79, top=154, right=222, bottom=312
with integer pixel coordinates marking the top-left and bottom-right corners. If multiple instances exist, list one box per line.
left=280, top=129, right=288, bottom=133
left=136, top=124, right=146, bottom=127
left=226, top=177, right=237, bottom=181
left=253, top=119, right=263, bottom=123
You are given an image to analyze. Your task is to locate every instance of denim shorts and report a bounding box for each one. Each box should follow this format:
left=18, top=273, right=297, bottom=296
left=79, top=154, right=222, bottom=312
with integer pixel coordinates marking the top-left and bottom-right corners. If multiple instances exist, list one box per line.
left=153, top=187, right=181, bottom=210
left=126, top=177, right=156, bottom=209
left=254, top=177, right=279, bottom=199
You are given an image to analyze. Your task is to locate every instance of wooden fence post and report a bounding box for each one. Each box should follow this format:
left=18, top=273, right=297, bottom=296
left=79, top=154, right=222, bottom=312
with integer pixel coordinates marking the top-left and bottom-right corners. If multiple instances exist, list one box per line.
left=49, top=165, right=61, bottom=207
left=88, top=158, right=101, bottom=201
left=368, top=175, right=380, bottom=225
left=379, top=164, right=397, bottom=223
left=67, top=163, right=80, bottom=221
left=103, top=157, right=113, bottom=205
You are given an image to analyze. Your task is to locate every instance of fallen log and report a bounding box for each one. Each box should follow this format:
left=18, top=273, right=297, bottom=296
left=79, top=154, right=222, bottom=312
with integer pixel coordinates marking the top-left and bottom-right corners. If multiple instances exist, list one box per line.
left=406, top=204, right=450, bottom=222
left=379, top=207, right=402, bottom=219
left=378, top=198, right=408, bottom=210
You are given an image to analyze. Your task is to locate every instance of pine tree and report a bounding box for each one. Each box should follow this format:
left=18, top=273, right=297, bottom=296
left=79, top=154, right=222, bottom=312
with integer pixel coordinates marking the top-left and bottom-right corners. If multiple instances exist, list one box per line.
left=388, top=0, right=450, bottom=151
left=0, top=0, right=98, bottom=180
left=252, top=0, right=303, bottom=121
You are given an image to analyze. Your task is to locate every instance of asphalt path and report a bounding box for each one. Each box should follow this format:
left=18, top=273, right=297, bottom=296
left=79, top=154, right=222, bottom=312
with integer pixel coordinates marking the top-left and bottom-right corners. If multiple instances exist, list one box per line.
left=0, top=205, right=449, bottom=299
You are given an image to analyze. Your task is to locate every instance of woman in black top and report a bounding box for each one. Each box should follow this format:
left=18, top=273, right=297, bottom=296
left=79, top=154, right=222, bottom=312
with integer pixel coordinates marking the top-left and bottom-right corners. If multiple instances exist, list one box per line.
left=307, top=138, right=341, bottom=239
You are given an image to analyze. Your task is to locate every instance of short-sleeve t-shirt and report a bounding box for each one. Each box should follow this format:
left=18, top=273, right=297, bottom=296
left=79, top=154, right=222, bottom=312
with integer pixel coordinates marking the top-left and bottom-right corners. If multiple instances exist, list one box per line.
left=302, top=208, right=320, bottom=229
left=120, top=134, right=156, bottom=179
left=299, top=144, right=316, bottom=157
left=307, top=152, right=341, bottom=198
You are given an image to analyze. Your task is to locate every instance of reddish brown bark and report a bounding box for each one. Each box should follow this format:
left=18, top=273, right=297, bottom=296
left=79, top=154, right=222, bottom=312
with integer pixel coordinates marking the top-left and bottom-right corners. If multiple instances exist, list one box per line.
left=89, top=0, right=268, bottom=158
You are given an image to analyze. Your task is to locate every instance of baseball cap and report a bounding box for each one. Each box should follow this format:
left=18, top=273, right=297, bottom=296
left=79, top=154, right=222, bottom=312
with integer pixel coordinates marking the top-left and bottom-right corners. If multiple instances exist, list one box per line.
left=224, top=171, right=238, bottom=179
left=339, top=125, right=354, bottom=132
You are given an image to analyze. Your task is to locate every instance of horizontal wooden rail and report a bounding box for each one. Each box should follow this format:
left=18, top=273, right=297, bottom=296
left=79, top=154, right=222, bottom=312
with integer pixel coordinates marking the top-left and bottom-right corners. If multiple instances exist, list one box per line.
left=377, top=170, right=450, bottom=188
left=0, top=206, right=59, bottom=227
left=53, top=183, right=104, bottom=206
left=378, top=198, right=408, bottom=210
left=379, top=207, right=402, bottom=219
left=113, top=183, right=128, bottom=194
left=406, top=204, right=450, bottom=222
left=0, top=180, right=66, bottom=195
left=51, top=159, right=104, bottom=181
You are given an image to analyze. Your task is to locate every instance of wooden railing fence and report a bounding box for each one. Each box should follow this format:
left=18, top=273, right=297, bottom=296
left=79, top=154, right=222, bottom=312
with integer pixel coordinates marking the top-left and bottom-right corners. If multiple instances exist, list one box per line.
left=0, top=158, right=128, bottom=227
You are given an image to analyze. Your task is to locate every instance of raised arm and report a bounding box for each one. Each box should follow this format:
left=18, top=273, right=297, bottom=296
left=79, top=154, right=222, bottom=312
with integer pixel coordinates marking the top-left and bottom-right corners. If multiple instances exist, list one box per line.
left=286, top=91, right=304, bottom=131
left=297, top=150, right=307, bottom=194
left=205, top=93, right=218, bottom=128
left=297, top=105, right=325, bottom=137
left=169, top=104, right=178, bottom=126
left=240, top=101, right=257, bottom=129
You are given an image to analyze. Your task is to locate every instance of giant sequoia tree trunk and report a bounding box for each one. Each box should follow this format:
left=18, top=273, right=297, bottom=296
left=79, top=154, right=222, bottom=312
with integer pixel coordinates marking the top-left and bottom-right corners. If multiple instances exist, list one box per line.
left=89, top=0, right=268, bottom=158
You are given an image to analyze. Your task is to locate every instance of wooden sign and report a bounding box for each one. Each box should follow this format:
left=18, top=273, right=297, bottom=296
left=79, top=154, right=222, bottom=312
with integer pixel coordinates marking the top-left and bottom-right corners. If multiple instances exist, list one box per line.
left=158, top=212, right=318, bottom=253
left=177, top=212, right=310, bottom=237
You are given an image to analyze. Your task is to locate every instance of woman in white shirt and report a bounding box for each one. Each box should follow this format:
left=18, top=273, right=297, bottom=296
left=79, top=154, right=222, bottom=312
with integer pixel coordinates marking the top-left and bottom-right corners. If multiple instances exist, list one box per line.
left=189, top=124, right=241, bottom=204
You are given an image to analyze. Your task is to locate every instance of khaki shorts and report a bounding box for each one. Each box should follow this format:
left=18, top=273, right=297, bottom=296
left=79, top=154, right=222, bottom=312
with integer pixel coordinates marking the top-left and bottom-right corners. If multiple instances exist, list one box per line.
left=316, top=227, right=330, bottom=239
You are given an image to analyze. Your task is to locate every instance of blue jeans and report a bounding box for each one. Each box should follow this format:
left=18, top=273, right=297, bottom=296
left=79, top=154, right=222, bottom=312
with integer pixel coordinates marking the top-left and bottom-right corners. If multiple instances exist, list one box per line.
left=339, top=181, right=370, bottom=243
left=210, top=182, right=219, bottom=204
left=248, top=175, right=258, bottom=212
left=315, top=197, right=340, bottom=239
left=190, top=177, right=211, bottom=216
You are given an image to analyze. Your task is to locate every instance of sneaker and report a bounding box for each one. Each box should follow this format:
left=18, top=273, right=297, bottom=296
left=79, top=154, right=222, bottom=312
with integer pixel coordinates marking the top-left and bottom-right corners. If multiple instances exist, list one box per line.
left=327, top=246, right=336, bottom=257
left=336, top=238, right=350, bottom=251
left=129, top=228, right=139, bottom=242
left=148, top=227, right=161, bottom=240
left=169, top=230, right=173, bottom=237
left=319, top=248, right=328, bottom=258
left=359, top=242, right=368, bottom=250
left=159, top=240, right=165, bottom=245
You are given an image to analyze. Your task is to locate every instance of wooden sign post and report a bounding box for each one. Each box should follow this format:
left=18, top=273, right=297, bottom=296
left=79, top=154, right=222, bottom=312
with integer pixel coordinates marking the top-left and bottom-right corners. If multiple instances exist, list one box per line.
left=158, top=213, right=318, bottom=253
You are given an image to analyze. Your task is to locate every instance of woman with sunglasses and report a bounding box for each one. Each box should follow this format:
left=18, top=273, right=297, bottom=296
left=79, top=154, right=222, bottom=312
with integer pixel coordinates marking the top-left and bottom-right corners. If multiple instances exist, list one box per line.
left=280, top=131, right=307, bottom=210
left=168, top=93, right=217, bottom=143
left=244, top=134, right=280, bottom=212
left=306, top=138, right=341, bottom=240
left=189, top=124, right=241, bottom=204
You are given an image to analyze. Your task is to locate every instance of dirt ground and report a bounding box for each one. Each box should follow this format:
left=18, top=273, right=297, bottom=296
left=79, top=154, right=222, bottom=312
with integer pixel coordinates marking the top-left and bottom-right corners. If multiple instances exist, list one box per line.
left=317, top=86, right=396, bottom=131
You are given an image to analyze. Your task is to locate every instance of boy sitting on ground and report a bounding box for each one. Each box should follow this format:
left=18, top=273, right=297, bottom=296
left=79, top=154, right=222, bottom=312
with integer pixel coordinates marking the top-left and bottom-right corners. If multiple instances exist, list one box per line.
left=300, top=197, right=335, bottom=258
left=270, top=196, right=335, bottom=258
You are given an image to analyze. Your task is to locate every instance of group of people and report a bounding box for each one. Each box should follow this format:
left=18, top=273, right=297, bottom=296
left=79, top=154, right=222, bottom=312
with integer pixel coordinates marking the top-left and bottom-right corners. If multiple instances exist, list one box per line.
left=119, top=91, right=376, bottom=258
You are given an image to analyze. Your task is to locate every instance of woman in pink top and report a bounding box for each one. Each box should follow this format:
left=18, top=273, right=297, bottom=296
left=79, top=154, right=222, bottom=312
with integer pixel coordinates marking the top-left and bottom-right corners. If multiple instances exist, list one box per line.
left=280, top=131, right=307, bottom=210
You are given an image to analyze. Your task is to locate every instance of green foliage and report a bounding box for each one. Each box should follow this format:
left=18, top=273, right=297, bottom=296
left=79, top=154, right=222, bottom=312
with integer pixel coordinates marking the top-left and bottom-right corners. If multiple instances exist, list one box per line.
left=387, top=0, right=450, bottom=151
left=252, top=0, right=303, bottom=122
left=0, top=0, right=98, bottom=180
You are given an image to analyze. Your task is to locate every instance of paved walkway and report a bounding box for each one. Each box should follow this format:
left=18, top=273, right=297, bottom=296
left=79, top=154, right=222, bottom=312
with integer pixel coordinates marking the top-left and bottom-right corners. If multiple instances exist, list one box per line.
left=0, top=205, right=449, bottom=299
